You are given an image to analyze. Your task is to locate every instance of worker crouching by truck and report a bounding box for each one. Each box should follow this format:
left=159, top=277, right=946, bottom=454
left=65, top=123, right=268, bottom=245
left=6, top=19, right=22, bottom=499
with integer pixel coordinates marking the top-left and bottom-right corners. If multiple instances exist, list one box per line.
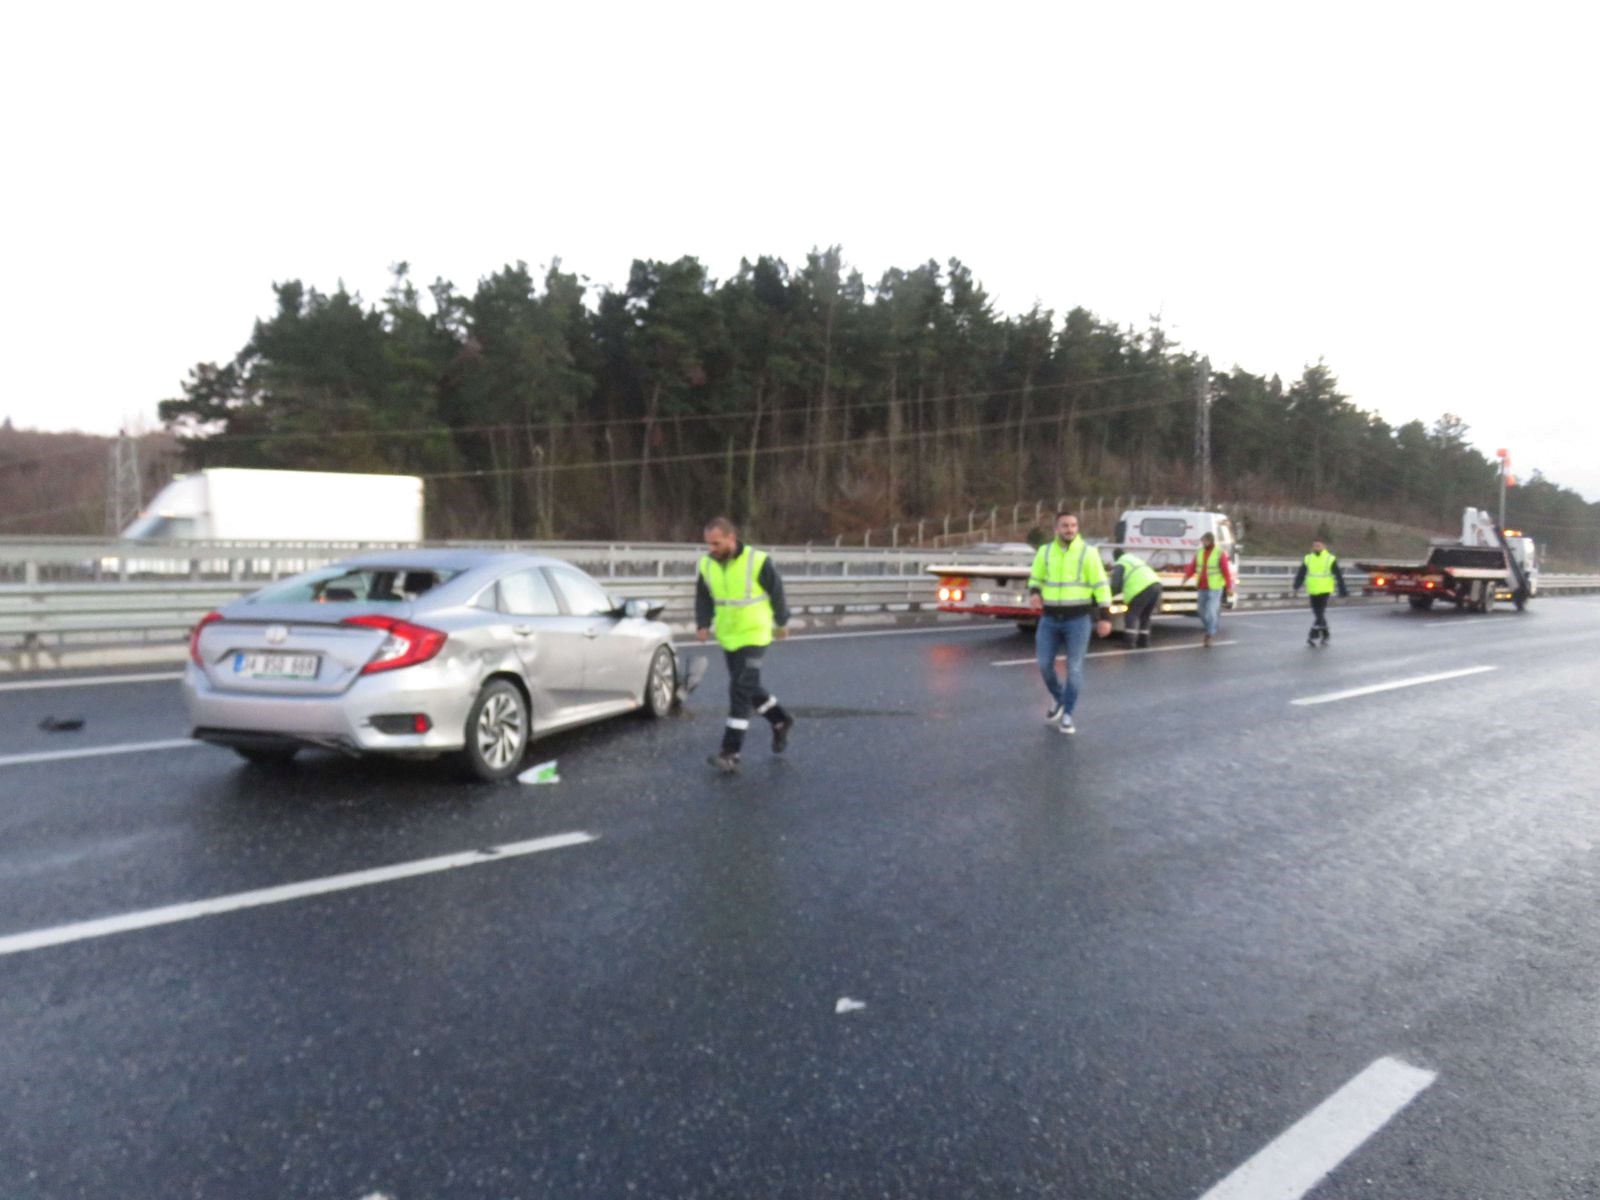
left=1110, top=550, right=1162, bottom=648
left=1028, top=511, right=1113, bottom=735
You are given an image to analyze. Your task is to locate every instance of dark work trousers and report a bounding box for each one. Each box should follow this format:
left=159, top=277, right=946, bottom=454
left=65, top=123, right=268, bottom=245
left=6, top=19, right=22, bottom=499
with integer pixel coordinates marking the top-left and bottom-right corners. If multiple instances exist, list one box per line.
left=1124, top=586, right=1161, bottom=645
left=722, top=646, right=789, bottom=753
left=1309, top=593, right=1331, bottom=639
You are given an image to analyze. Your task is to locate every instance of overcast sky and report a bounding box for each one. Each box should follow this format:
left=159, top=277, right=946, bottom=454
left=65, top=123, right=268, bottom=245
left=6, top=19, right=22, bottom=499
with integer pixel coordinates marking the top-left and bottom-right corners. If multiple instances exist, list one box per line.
left=4, top=1, right=1596, bottom=500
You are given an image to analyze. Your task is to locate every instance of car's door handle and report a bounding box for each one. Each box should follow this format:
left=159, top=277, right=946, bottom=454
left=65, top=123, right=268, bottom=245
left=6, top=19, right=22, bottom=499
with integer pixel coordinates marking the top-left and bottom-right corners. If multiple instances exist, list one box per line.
left=513, top=625, right=535, bottom=636
left=584, top=625, right=600, bottom=639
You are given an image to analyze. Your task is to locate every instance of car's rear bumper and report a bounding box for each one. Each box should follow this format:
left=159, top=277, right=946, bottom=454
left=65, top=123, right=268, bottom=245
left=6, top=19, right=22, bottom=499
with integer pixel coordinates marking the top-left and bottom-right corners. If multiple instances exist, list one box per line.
left=182, top=662, right=478, bottom=753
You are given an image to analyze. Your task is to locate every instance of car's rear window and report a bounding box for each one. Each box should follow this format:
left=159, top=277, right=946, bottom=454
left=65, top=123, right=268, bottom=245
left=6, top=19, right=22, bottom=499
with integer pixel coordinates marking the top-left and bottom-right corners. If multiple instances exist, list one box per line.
left=248, top=567, right=459, bottom=605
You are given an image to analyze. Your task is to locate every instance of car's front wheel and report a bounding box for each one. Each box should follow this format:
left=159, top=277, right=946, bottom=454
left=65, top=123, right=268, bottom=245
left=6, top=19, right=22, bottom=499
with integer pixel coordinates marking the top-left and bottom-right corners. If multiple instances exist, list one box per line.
left=642, top=646, right=676, bottom=718
left=458, top=679, right=530, bottom=782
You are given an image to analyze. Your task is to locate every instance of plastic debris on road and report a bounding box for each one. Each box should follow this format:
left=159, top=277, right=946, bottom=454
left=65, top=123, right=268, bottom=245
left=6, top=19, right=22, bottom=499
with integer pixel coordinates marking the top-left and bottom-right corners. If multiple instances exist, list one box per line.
left=835, top=997, right=867, bottom=1014
left=517, top=760, right=560, bottom=785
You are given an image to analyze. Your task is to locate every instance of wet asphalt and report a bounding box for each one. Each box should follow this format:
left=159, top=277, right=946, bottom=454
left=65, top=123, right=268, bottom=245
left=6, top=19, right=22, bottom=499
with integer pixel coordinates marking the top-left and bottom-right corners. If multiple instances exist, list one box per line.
left=2, top=597, right=1599, bottom=1199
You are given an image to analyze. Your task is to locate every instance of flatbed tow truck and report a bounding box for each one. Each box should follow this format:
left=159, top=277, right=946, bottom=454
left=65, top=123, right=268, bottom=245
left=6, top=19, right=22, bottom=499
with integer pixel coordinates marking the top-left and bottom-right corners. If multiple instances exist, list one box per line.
left=1356, top=507, right=1537, bottom=613
left=927, top=507, right=1239, bottom=632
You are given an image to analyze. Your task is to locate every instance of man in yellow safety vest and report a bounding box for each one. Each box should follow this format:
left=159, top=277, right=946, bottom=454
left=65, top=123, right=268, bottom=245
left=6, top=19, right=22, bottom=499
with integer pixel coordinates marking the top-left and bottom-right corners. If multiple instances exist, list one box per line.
left=1028, top=510, right=1113, bottom=734
left=1292, top=538, right=1348, bottom=646
left=1110, top=550, right=1162, bottom=649
left=695, top=516, right=794, bottom=772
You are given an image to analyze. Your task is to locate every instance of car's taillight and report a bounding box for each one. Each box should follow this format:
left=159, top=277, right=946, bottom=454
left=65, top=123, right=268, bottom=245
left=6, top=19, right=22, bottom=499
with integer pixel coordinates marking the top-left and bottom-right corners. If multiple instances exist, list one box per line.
left=189, top=611, right=223, bottom=666
left=342, top=615, right=448, bottom=674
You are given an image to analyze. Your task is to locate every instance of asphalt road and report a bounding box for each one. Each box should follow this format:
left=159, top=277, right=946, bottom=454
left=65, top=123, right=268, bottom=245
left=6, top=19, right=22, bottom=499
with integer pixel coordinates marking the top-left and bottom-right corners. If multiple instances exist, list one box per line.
left=3, top=597, right=1599, bottom=1199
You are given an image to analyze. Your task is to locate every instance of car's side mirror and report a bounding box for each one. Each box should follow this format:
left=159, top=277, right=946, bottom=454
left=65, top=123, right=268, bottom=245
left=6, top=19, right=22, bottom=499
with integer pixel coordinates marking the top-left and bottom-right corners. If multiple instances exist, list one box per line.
left=623, top=598, right=666, bottom=621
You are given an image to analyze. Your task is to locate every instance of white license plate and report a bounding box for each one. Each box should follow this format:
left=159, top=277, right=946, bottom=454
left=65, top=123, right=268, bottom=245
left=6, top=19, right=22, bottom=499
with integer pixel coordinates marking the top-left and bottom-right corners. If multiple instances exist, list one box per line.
left=233, top=651, right=320, bottom=680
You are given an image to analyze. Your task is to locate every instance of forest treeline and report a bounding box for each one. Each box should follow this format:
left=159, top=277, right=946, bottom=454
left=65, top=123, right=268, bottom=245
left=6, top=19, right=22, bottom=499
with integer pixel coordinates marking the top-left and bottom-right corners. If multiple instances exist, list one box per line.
left=48, top=248, right=1596, bottom=562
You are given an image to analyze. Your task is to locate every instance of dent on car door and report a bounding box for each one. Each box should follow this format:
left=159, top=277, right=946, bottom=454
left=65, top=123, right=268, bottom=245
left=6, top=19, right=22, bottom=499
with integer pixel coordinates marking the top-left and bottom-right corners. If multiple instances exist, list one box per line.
left=546, top=565, right=637, bottom=702
left=496, top=569, right=588, bottom=718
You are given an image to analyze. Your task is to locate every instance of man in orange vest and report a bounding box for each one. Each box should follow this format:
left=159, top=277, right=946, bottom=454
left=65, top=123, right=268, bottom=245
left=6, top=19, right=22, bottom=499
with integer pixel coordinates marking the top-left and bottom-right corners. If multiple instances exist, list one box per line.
left=1181, top=531, right=1234, bottom=647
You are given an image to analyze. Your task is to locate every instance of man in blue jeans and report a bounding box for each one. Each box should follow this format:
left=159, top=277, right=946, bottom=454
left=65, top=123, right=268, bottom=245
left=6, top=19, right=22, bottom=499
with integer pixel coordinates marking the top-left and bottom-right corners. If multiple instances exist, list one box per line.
left=1028, top=511, right=1113, bottom=735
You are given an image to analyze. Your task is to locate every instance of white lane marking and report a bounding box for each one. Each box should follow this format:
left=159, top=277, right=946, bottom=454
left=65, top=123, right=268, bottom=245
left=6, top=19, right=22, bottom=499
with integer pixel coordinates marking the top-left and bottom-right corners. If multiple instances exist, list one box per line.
left=0, top=832, right=596, bottom=958
left=0, top=671, right=182, bottom=692
left=1290, top=665, right=1495, bottom=707
left=992, top=640, right=1238, bottom=666
left=0, top=738, right=201, bottom=768
left=1196, top=1055, right=1436, bottom=1200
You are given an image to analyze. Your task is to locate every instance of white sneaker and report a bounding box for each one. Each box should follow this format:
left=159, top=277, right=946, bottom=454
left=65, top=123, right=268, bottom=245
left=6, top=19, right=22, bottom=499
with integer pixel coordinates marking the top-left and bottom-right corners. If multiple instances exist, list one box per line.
left=1057, top=712, right=1076, bottom=735
left=1045, top=702, right=1064, bottom=723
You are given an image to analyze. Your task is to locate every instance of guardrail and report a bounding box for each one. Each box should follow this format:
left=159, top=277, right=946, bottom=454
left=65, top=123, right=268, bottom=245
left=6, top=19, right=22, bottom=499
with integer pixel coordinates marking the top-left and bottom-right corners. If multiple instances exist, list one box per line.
left=2, top=539, right=1595, bottom=672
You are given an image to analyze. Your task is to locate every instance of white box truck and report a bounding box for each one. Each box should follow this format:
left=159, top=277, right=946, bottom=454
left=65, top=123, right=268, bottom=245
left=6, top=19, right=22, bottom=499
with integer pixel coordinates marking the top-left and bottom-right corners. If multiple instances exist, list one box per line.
left=121, top=468, right=425, bottom=542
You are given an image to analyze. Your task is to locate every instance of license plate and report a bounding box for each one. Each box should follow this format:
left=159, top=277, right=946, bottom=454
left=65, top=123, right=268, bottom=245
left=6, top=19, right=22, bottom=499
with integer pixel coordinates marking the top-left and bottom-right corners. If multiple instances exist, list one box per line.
left=233, top=651, right=320, bottom=680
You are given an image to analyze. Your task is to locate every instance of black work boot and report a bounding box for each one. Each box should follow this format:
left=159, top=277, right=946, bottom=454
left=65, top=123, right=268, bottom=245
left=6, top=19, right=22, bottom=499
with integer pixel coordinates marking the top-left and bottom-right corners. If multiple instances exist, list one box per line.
left=707, top=751, right=741, bottom=774
left=770, top=713, right=795, bottom=753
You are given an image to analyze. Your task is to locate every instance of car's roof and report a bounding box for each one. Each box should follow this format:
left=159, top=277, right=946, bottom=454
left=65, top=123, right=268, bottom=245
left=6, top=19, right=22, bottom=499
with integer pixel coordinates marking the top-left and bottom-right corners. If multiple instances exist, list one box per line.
left=331, top=548, right=576, bottom=573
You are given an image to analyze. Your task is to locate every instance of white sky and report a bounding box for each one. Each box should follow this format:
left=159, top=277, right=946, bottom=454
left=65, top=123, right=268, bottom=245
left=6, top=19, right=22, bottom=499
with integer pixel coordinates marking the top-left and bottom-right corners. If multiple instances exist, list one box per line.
left=3, top=1, right=1596, bottom=500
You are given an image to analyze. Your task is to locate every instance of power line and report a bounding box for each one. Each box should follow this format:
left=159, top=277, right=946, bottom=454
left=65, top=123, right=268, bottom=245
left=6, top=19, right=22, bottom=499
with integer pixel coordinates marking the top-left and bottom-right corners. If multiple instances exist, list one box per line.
left=418, top=393, right=1189, bottom=482
left=159, top=367, right=1170, bottom=449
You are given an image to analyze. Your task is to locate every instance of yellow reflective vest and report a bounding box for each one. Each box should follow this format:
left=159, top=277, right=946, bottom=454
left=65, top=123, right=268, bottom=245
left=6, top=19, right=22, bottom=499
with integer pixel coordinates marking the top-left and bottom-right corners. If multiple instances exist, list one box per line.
left=1303, top=550, right=1338, bottom=596
left=698, top=546, right=774, bottom=651
left=1115, top=553, right=1159, bottom=603
left=1030, top=537, right=1111, bottom=608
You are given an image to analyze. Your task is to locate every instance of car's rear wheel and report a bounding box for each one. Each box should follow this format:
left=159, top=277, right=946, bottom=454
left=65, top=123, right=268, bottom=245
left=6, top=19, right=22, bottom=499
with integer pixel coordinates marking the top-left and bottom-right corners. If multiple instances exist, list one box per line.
left=233, top=746, right=298, bottom=767
left=642, top=646, right=676, bottom=718
left=458, top=679, right=529, bottom=782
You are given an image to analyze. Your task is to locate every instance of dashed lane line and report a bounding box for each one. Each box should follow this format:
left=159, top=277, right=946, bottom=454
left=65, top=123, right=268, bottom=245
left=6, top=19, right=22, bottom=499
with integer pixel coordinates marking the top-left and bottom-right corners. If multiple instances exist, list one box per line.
left=0, top=738, right=201, bottom=768
left=1290, top=665, right=1495, bottom=707
left=992, top=640, right=1238, bottom=666
left=0, top=832, right=597, bottom=957
left=1196, top=1055, right=1436, bottom=1200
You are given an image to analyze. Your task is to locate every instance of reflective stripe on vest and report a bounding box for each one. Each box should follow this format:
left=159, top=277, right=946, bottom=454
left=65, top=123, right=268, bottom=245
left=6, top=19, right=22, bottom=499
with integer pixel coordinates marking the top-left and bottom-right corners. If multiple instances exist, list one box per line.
left=699, top=547, right=774, bottom=651
left=1304, top=550, right=1337, bottom=596
left=1031, top=537, right=1110, bottom=605
left=1116, top=553, right=1159, bottom=603
left=1193, top=547, right=1227, bottom=590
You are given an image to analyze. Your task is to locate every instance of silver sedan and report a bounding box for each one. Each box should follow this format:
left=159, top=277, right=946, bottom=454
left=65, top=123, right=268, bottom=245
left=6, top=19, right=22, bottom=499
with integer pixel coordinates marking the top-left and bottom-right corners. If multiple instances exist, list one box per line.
left=183, top=549, right=680, bottom=781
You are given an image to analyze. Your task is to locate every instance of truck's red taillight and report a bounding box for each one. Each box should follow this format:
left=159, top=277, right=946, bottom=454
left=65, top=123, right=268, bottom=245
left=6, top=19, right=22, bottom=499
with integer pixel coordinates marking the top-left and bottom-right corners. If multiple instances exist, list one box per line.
left=342, top=615, right=448, bottom=674
left=189, top=611, right=223, bottom=666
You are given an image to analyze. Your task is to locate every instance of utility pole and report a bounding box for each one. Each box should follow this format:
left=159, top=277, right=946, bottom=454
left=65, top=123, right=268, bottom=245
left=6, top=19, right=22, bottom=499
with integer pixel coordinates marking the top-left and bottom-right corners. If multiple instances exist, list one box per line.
left=106, top=432, right=142, bottom=536
left=1194, top=357, right=1212, bottom=509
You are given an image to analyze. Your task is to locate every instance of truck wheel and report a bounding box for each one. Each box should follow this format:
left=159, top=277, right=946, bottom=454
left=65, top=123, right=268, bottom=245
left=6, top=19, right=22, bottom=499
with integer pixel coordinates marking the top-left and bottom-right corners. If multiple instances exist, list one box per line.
left=1481, top=582, right=1497, bottom=613
left=1408, top=595, right=1434, bottom=611
left=457, top=679, right=529, bottom=782
left=1015, top=620, right=1038, bottom=635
